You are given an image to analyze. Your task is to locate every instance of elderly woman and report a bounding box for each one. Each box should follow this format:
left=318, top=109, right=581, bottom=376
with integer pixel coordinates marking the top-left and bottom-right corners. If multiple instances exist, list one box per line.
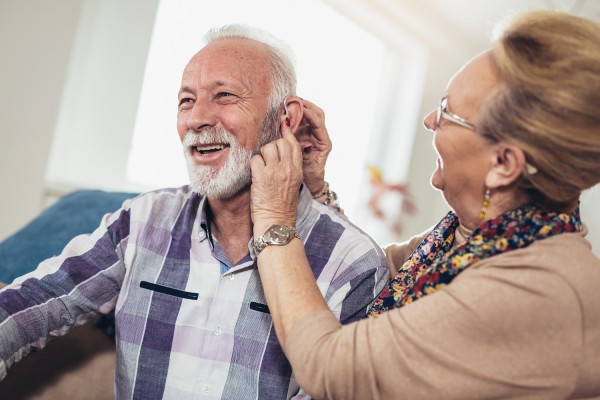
left=249, top=10, right=600, bottom=400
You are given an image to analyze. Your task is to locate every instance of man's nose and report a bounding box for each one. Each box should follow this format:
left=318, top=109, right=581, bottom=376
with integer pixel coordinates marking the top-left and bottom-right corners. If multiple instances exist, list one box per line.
left=187, top=98, right=217, bottom=132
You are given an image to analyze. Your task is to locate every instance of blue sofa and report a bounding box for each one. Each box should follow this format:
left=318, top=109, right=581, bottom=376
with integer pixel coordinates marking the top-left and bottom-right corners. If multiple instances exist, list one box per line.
left=0, top=189, right=138, bottom=399
left=0, top=189, right=138, bottom=283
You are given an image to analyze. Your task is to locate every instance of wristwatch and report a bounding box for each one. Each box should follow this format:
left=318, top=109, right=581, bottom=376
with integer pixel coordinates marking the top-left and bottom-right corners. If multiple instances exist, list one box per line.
left=253, top=224, right=300, bottom=256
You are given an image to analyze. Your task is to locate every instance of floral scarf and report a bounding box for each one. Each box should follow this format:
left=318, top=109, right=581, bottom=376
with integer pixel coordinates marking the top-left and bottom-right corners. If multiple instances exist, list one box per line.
left=367, top=204, right=582, bottom=317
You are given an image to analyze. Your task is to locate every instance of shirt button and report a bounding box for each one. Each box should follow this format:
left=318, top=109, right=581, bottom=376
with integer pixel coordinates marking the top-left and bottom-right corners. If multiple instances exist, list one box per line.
left=214, top=326, right=222, bottom=336
left=228, top=274, right=235, bottom=281
left=198, top=231, right=207, bottom=241
left=201, top=384, right=209, bottom=392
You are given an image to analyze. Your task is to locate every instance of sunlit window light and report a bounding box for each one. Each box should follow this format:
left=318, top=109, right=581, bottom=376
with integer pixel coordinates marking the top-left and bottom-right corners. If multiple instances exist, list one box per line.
left=126, top=0, right=386, bottom=220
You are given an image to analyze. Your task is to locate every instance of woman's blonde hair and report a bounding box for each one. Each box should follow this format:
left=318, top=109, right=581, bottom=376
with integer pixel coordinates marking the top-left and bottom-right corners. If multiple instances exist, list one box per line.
left=479, top=10, right=600, bottom=211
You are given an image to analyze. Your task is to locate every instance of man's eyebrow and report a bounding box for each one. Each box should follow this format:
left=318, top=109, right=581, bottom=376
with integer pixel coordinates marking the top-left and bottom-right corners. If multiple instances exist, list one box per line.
left=178, top=85, right=193, bottom=96
left=178, top=81, right=236, bottom=96
left=212, top=80, right=238, bottom=89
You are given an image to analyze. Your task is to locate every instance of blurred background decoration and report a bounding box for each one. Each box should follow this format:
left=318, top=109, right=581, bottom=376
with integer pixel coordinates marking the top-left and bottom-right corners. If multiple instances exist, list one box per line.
left=366, top=165, right=416, bottom=238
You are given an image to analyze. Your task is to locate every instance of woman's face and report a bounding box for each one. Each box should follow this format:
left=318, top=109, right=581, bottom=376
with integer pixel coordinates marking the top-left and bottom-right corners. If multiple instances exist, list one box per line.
left=423, top=51, right=501, bottom=228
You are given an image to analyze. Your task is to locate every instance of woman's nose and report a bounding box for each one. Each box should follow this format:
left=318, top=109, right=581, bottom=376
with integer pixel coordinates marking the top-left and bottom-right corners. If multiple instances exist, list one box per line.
left=423, top=109, right=436, bottom=132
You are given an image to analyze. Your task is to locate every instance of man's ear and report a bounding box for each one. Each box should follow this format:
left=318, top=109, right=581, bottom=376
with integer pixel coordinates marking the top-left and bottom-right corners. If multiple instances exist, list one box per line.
left=485, top=144, right=527, bottom=189
left=280, top=96, right=303, bottom=133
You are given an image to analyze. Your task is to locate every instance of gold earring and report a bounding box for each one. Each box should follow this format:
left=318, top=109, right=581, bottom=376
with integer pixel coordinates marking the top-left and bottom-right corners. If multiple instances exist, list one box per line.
left=478, top=188, right=491, bottom=220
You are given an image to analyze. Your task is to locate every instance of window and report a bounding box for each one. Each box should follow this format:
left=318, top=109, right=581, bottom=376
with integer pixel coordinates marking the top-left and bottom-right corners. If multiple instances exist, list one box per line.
left=127, top=0, right=388, bottom=221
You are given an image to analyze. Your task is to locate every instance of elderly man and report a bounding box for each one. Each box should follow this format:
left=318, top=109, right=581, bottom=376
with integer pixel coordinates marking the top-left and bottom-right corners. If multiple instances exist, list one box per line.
left=0, top=25, right=388, bottom=399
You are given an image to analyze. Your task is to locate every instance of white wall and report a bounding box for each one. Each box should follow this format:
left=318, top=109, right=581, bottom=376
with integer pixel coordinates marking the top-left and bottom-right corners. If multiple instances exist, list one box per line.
left=46, top=0, right=160, bottom=192
left=0, top=0, right=84, bottom=240
left=0, top=0, right=159, bottom=241
left=581, top=186, right=600, bottom=257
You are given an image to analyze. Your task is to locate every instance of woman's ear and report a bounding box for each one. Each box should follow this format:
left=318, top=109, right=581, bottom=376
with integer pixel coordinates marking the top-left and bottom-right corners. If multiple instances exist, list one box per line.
left=485, top=144, right=527, bottom=189
left=280, top=96, right=303, bottom=133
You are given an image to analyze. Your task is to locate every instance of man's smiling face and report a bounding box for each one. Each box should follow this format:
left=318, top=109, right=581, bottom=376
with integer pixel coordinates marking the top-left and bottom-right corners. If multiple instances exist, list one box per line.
left=177, top=38, right=274, bottom=199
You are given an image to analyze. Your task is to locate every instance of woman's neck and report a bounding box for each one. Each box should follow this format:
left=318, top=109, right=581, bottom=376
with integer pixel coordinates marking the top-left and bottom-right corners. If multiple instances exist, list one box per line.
left=453, top=223, right=473, bottom=248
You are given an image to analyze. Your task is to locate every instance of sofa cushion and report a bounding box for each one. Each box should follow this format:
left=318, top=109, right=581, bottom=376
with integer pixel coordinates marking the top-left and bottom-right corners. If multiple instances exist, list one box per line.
left=0, top=189, right=138, bottom=283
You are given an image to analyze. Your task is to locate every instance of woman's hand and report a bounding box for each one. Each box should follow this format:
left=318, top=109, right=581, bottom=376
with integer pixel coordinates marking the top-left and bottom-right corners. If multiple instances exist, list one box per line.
left=295, top=99, right=332, bottom=196
left=250, top=116, right=330, bottom=353
left=251, top=116, right=304, bottom=236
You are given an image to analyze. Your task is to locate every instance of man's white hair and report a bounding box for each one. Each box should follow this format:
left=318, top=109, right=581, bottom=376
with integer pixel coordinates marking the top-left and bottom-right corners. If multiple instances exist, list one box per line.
left=201, top=24, right=297, bottom=110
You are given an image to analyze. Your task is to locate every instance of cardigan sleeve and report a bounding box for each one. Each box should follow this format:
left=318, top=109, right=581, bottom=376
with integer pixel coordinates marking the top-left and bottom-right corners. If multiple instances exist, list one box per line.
left=285, top=246, right=586, bottom=400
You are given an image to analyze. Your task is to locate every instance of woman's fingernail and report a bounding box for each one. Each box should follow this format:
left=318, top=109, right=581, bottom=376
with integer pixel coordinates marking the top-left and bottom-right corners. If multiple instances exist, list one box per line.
left=285, top=118, right=291, bottom=127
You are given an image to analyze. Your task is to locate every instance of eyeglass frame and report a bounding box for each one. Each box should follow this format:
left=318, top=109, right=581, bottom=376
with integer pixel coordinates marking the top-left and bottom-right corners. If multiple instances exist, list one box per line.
left=433, top=95, right=538, bottom=175
left=435, top=95, right=476, bottom=131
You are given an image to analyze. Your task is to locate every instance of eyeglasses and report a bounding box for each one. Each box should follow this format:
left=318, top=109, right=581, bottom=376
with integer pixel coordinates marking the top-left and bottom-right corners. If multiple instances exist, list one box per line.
left=433, top=95, right=538, bottom=175
left=435, top=96, right=476, bottom=131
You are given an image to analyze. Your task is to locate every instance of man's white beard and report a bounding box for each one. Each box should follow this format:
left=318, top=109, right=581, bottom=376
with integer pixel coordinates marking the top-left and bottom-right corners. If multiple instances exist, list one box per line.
left=183, top=127, right=253, bottom=199
left=182, top=111, right=279, bottom=199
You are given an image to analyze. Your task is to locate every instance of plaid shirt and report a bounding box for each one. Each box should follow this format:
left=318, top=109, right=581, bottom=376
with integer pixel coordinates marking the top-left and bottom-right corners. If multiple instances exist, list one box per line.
left=0, top=185, right=388, bottom=399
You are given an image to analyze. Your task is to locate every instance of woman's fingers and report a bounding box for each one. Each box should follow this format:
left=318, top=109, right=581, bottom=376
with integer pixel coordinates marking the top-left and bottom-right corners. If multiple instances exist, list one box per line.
left=301, top=98, right=325, bottom=120
left=250, top=116, right=303, bottom=232
left=254, top=116, right=303, bottom=176
left=260, top=140, right=281, bottom=163
left=296, top=100, right=331, bottom=151
left=277, top=116, right=303, bottom=166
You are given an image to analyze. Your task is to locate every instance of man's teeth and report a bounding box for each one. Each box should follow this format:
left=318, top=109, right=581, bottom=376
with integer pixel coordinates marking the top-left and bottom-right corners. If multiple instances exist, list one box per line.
left=195, top=144, right=228, bottom=155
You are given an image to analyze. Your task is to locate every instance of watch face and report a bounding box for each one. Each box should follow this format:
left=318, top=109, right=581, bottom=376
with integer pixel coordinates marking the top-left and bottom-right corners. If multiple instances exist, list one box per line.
left=265, top=224, right=293, bottom=244
left=254, top=224, right=298, bottom=255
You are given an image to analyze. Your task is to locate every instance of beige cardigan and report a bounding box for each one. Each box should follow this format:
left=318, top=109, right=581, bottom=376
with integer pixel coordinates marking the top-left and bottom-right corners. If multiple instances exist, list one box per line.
left=287, top=228, right=600, bottom=400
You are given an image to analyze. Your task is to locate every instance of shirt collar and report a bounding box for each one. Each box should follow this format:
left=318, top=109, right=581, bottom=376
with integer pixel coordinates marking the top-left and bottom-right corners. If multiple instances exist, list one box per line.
left=197, top=194, right=212, bottom=244
left=194, top=184, right=313, bottom=253
left=295, top=184, right=313, bottom=228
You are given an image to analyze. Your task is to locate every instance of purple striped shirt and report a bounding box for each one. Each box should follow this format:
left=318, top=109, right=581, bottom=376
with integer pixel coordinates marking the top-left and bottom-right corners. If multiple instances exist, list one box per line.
left=0, top=185, right=388, bottom=399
